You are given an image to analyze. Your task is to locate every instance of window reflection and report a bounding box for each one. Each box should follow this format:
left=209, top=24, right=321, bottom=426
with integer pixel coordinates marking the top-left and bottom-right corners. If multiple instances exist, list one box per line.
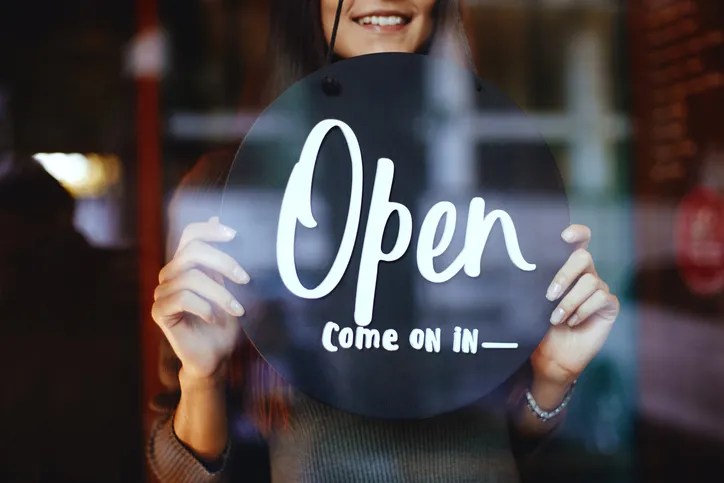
left=0, top=0, right=721, bottom=482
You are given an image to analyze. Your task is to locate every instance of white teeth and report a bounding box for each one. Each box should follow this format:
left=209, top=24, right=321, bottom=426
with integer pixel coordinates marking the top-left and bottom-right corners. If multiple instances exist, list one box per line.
left=357, top=15, right=405, bottom=27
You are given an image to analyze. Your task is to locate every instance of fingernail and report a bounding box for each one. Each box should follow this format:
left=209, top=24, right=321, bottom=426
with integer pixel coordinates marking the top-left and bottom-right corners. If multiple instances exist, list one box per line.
left=561, top=228, right=575, bottom=242
left=220, top=225, right=236, bottom=238
left=546, top=282, right=562, bottom=301
left=230, top=300, right=245, bottom=316
left=567, top=314, right=580, bottom=327
left=233, top=266, right=250, bottom=284
left=210, top=216, right=220, bottom=223
left=550, top=307, right=565, bottom=325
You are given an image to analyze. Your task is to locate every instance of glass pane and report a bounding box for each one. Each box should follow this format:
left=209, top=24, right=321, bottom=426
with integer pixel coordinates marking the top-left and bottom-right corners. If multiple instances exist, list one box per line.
left=1, top=1, right=721, bottom=482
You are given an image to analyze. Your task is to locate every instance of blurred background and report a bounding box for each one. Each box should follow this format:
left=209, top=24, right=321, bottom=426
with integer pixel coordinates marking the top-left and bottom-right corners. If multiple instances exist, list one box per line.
left=0, top=0, right=722, bottom=481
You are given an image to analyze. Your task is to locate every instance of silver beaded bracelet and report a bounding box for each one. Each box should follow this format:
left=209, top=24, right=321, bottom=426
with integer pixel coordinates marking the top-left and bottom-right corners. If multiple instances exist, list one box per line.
left=525, top=380, right=577, bottom=422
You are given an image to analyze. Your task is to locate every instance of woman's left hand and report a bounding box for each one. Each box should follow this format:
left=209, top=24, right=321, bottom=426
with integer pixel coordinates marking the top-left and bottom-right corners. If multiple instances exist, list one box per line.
left=531, top=224, right=620, bottom=387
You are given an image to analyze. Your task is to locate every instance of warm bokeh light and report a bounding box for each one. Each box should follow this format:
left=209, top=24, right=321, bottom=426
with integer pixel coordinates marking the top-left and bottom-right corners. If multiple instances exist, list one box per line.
left=33, top=152, right=121, bottom=198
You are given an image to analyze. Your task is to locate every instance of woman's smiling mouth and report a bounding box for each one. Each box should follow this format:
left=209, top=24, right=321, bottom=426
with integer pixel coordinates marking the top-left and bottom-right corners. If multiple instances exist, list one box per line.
left=352, top=12, right=412, bottom=32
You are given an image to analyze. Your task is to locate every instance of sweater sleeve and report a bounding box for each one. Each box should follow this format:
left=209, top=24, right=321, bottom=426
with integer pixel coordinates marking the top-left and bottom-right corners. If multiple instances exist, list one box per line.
left=147, top=410, right=231, bottom=483
left=146, top=337, right=233, bottom=483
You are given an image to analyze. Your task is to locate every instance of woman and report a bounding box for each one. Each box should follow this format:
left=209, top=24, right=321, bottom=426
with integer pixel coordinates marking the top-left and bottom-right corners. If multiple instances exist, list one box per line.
left=148, top=1, right=620, bottom=481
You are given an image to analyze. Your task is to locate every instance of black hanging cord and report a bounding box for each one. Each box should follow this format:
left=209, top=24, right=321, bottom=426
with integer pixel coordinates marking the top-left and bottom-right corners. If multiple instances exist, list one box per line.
left=322, top=0, right=345, bottom=95
left=327, top=0, right=345, bottom=64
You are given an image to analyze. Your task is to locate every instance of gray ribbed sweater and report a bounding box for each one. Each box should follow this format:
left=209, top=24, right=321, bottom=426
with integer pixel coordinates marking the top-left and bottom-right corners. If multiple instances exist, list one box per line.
left=145, top=336, right=538, bottom=483
left=148, top=388, right=521, bottom=483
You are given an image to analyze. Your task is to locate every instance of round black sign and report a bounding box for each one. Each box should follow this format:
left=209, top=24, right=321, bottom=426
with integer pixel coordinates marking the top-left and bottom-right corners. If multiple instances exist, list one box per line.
left=221, top=53, right=569, bottom=419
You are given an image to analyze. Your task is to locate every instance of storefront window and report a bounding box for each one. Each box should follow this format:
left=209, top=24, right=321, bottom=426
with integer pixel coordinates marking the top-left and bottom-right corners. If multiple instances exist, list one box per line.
left=0, top=1, right=721, bottom=481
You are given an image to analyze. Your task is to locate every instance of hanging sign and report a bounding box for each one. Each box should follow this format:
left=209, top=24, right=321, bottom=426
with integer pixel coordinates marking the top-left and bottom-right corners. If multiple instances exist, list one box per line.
left=221, top=53, right=570, bottom=418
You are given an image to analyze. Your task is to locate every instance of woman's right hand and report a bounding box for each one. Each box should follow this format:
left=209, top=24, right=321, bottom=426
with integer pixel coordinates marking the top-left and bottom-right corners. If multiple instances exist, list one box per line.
left=152, top=216, right=250, bottom=380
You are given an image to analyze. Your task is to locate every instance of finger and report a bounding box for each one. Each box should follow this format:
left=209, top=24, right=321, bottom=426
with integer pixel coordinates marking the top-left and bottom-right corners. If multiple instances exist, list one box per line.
left=204, top=266, right=224, bottom=285
left=152, top=289, right=216, bottom=327
left=546, top=248, right=595, bottom=301
left=154, top=268, right=245, bottom=317
left=175, top=218, right=237, bottom=255
left=550, top=273, right=603, bottom=326
left=203, top=216, right=226, bottom=285
left=160, top=240, right=250, bottom=285
left=568, top=290, right=619, bottom=327
left=561, top=224, right=592, bottom=250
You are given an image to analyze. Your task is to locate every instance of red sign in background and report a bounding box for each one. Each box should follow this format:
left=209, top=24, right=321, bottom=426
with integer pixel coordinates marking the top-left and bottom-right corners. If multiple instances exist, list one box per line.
left=675, top=186, right=724, bottom=296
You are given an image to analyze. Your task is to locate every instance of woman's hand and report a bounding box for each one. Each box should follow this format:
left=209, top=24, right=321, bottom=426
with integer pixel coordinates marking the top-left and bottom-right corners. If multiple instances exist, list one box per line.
left=151, top=216, right=250, bottom=380
left=531, top=224, right=620, bottom=388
